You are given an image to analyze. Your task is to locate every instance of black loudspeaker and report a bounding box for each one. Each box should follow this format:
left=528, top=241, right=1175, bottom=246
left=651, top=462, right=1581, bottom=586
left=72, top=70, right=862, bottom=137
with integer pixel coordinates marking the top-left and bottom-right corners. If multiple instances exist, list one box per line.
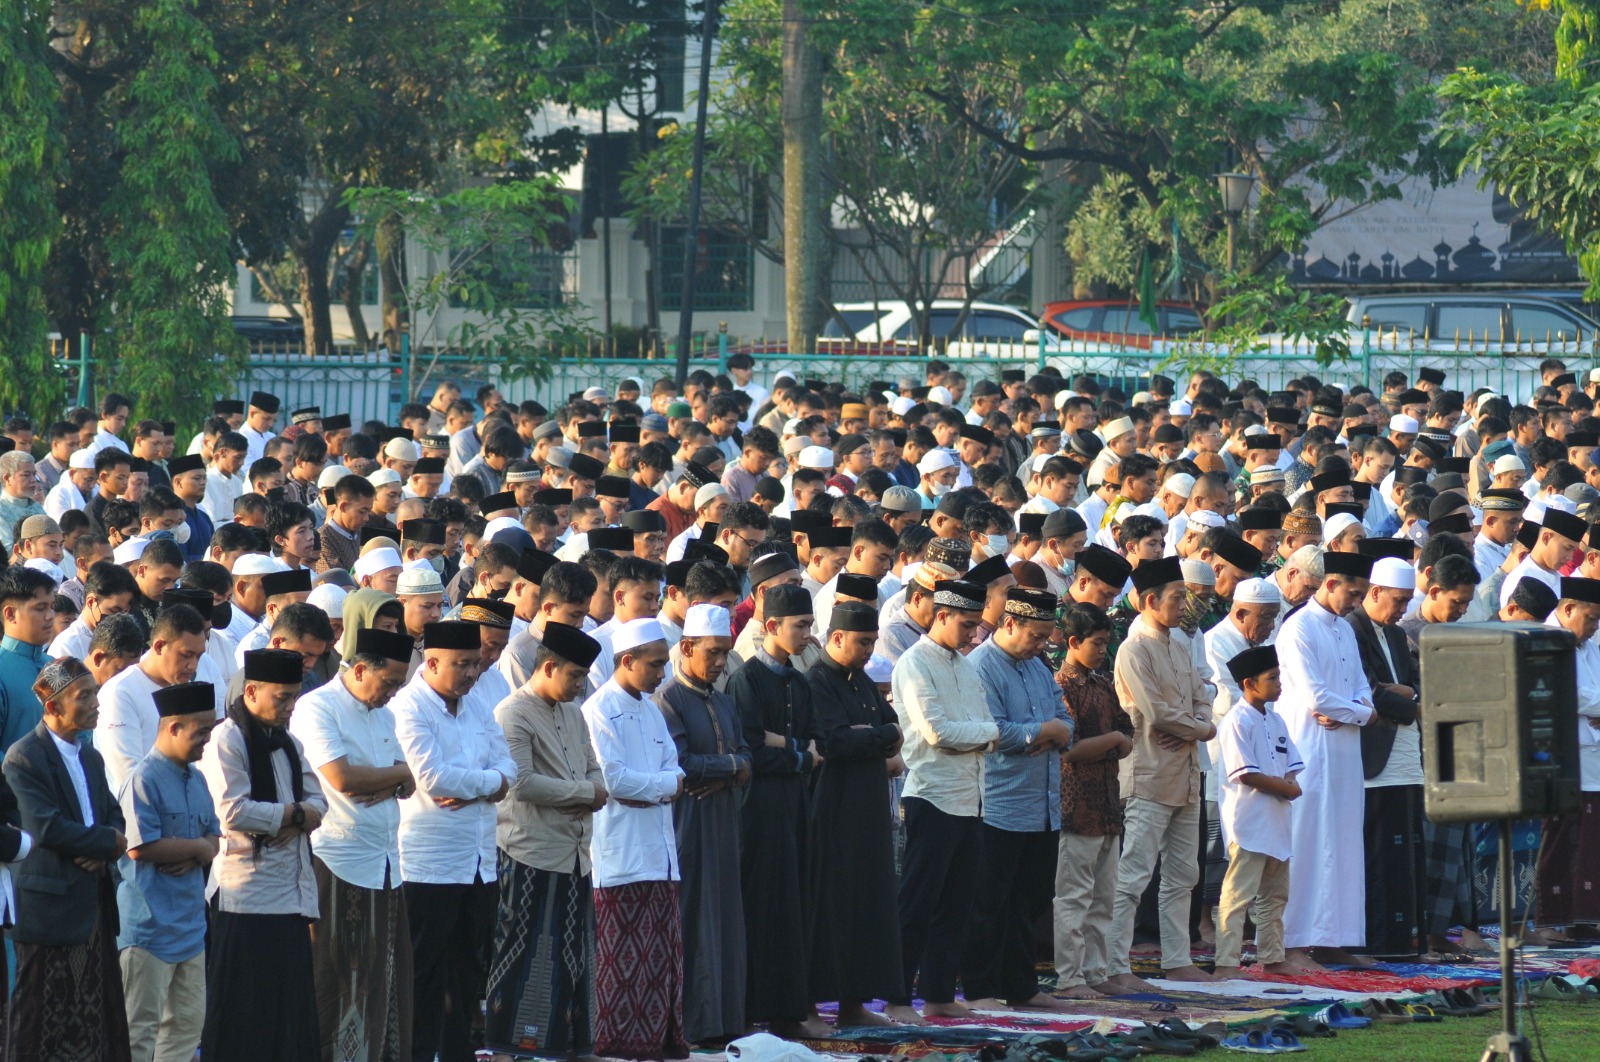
left=1419, top=622, right=1582, bottom=823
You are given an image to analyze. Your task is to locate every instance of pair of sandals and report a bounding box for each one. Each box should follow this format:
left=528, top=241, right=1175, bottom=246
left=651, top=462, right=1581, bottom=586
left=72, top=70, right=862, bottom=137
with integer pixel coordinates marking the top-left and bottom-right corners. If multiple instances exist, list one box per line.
left=1308, top=1002, right=1369, bottom=1029
left=1219, top=1025, right=1306, bottom=1054
left=1118, top=1020, right=1225, bottom=1056
left=1530, top=974, right=1600, bottom=1000
left=1004, top=1031, right=1139, bottom=1062
left=1357, top=998, right=1441, bottom=1024
left=1411, top=987, right=1499, bottom=1016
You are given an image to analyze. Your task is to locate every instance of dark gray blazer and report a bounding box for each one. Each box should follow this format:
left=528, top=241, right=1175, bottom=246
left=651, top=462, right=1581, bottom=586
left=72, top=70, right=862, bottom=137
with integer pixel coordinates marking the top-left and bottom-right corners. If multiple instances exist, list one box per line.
left=1345, top=610, right=1421, bottom=781
left=3, top=723, right=124, bottom=946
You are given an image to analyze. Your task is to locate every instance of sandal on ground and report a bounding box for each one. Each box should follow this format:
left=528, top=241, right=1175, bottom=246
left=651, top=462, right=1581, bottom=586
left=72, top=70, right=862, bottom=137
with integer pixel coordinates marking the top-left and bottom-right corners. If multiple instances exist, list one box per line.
left=1221, top=1029, right=1290, bottom=1054
left=1310, top=1001, right=1370, bottom=1029
left=1362, top=998, right=1412, bottom=1024
left=1530, top=976, right=1582, bottom=1001
left=1153, top=1019, right=1224, bottom=1048
left=1118, top=1025, right=1196, bottom=1056
left=1271, top=1017, right=1334, bottom=1040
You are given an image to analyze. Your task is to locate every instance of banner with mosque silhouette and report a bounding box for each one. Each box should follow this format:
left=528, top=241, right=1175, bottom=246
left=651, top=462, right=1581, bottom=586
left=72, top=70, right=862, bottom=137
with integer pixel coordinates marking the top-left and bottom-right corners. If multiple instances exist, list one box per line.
left=1289, top=171, right=1581, bottom=286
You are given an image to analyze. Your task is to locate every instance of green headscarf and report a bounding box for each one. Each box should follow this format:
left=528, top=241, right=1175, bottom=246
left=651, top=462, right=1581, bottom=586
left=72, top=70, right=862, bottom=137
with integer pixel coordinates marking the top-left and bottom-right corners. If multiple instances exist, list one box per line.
left=339, top=587, right=400, bottom=661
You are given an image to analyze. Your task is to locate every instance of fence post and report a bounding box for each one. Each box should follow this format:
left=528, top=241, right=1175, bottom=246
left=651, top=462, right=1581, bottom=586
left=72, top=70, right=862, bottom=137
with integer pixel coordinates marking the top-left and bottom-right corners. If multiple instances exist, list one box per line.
left=77, top=332, right=92, bottom=410
left=718, top=326, right=728, bottom=374
left=1360, top=319, right=1371, bottom=389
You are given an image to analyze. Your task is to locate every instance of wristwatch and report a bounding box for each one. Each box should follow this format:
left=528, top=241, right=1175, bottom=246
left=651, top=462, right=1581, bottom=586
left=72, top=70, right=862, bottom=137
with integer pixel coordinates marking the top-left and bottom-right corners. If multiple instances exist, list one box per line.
left=290, top=803, right=306, bottom=828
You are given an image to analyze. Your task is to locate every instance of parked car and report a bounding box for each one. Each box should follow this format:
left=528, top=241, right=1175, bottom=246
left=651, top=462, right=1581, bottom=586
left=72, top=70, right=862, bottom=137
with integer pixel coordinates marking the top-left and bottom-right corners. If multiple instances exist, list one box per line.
left=1040, top=299, right=1204, bottom=348
left=1343, top=293, right=1599, bottom=343
left=230, top=316, right=307, bottom=344
left=819, top=300, right=1050, bottom=357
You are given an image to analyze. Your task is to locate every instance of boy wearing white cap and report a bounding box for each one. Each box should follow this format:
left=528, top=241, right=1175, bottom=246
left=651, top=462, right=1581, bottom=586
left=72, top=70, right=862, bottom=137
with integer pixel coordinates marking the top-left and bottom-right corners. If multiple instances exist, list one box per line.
left=916, top=449, right=958, bottom=509
left=580, top=617, right=689, bottom=1058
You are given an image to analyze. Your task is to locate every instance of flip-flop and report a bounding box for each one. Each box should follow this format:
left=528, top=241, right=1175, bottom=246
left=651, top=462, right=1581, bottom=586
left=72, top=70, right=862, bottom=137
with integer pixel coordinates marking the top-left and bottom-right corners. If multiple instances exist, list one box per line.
left=1153, top=1019, right=1224, bottom=1048
left=1531, top=976, right=1582, bottom=1001
left=1362, top=998, right=1412, bottom=1024
left=1261, top=1028, right=1307, bottom=1053
left=1220, top=1030, right=1279, bottom=1055
left=1119, top=1025, right=1196, bottom=1056
left=1272, top=1017, right=1334, bottom=1040
left=1311, top=1001, right=1372, bottom=1029
left=1399, top=1003, right=1443, bottom=1023
left=1080, top=1033, right=1140, bottom=1060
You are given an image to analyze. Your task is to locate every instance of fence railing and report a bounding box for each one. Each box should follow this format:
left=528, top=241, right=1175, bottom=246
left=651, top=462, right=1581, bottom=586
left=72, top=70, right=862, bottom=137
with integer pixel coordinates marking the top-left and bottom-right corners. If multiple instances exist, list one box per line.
left=47, top=327, right=1600, bottom=424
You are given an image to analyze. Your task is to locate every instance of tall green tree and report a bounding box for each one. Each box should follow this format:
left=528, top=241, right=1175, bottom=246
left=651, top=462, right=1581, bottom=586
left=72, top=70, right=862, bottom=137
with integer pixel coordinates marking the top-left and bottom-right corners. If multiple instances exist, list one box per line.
left=0, top=5, right=64, bottom=416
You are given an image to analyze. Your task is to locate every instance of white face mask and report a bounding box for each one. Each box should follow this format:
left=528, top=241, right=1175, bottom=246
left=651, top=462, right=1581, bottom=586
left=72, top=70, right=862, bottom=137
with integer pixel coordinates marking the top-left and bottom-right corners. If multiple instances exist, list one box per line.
left=986, top=534, right=1010, bottom=559
left=930, top=481, right=952, bottom=498
left=1059, top=557, right=1076, bottom=582
left=173, top=521, right=191, bottom=545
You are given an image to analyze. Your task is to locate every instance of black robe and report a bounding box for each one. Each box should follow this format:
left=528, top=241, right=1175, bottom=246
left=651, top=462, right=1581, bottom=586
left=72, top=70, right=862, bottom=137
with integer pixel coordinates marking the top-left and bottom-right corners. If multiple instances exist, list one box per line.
left=726, top=652, right=815, bottom=1024
left=656, top=676, right=752, bottom=1042
left=804, top=654, right=905, bottom=1004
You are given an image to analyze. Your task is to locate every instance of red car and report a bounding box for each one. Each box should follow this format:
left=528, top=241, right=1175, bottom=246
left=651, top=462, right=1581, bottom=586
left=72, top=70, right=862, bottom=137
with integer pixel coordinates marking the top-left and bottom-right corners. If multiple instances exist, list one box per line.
left=1041, top=300, right=1204, bottom=349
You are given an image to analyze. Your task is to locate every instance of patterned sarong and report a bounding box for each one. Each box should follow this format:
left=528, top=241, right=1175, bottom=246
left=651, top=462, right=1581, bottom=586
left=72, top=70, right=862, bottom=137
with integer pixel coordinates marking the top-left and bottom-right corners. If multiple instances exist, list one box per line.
left=8, top=877, right=131, bottom=1062
left=593, top=880, right=688, bottom=1060
left=311, top=858, right=413, bottom=1062
left=485, top=853, right=596, bottom=1058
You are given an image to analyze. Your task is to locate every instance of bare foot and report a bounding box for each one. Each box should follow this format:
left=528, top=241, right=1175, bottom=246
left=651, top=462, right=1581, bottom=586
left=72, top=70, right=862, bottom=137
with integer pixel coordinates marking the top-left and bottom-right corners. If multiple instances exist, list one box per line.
left=1526, top=926, right=1574, bottom=946
left=1283, top=949, right=1327, bottom=973
left=1212, top=964, right=1243, bottom=979
left=1459, top=928, right=1491, bottom=952
left=1055, top=984, right=1106, bottom=1000
left=769, top=1017, right=834, bottom=1040
left=1310, top=947, right=1373, bottom=967
left=883, top=1004, right=926, bottom=1025
left=922, top=1001, right=978, bottom=1019
left=1261, top=960, right=1302, bottom=976
left=963, top=997, right=1012, bottom=1012
left=1096, top=973, right=1157, bottom=993
left=1162, top=964, right=1217, bottom=983
left=1008, top=991, right=1076, bottom=1012
left=837, top=1003, right=898, bottom=1027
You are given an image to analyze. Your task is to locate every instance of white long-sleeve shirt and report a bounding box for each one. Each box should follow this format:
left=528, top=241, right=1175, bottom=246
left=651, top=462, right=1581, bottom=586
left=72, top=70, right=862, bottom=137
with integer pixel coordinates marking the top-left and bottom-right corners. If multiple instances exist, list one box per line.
left=580, top=678, right=683, bottom=888
left=390, top=669, right=515, bottom=884
left=43, top=479, right=88, bottom=521
left=892, top=635, right=999, bottom=818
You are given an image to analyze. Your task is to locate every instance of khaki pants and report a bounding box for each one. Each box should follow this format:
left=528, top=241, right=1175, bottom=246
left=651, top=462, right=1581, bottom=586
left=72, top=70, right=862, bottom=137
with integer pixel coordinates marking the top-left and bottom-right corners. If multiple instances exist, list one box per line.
left=1053, top=830, right=1119, bottom=988
left=121, top=947, right=206, bottom=1062
left=1215, top=842, right=1290, bottom=967
left=1107, top=798, right=1200, bottom=976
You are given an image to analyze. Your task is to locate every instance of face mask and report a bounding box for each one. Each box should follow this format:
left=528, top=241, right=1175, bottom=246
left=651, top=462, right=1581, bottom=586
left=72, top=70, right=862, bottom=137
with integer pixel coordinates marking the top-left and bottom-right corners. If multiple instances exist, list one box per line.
left=488, top=587, right=508, bottom=601
left=930, top=481, right=952, bottom=498
left=986, top=534, right=1010, bottom=559
left=212, top=602, right=233, bottom=629
left=1059, top=558, right=1076, bottom=582
left=427, top=555, right=446, bottom=574
left=173, top=522, right=191, bottom=545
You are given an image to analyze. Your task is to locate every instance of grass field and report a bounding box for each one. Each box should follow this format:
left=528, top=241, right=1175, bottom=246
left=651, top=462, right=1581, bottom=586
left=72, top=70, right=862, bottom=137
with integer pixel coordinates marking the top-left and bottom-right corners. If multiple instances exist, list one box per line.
left=1284, top=1000, right=1590, bottom=1061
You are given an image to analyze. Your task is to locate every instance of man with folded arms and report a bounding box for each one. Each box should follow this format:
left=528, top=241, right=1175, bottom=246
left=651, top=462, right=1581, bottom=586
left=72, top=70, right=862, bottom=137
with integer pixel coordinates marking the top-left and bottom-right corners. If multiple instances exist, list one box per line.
left=486, top=621, right=608, bottom=1062
left=887, top=579, right=999, bottom=1022
left=581, top=617, right=688, bottom=1059
left=290, top=627, right=417, bottom=1062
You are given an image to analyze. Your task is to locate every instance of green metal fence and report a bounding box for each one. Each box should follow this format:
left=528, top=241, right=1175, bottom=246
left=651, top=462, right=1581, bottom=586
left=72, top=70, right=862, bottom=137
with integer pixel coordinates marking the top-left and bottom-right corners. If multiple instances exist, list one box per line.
left=48, top=328, right=1600, bottom=425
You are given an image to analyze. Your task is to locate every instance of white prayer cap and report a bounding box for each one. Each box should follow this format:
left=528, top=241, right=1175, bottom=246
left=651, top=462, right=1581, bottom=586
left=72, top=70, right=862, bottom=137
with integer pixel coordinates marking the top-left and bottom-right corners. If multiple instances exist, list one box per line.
left=1493, top=454, right=1526, bottom=476
left=682, top=603, right=732, bottom=639
left=927, top=385, right=953, bottom=406
left=1371, top=557, right=1417, bottom=591
left=1233, top=577, right=1281, bottom=606
left=1054, top=390, right=1074, bottom=411
left=798, top=445, right=835, bottom=470
left=917, top=449, right=956, bottom=475
left=113, top=537, right=151, bottom=565
left=1170, top=398, right=1193, bottom=416
left=318, top=464, right=352, bottom=490
left=1131, top=391, right=1152, bottom=406
left=891, top=396, right=916, bottom=416
left=1103, top=417, right=1135, bottom=441
left=1180, top=558, right=1215, bottom=586
left=864, top=653, right=893, bottom=685
left=23, top=558, right=62, bottom=584
left=1389, top=414, right=1420, bottom=434
left=1161, top=473, right=1196, bottom=499
left=352, top=547, right=403, bottom=581
left=774, top=370, right=796, bottom=384
left=613, top=617, right=667, bottom=653
left=1525, top=498, right=1548, bottom=525
left=231, top=552, right=288, bottom=577
left=583, top=386, right=608, bottom=402
left=483, top=516, right=522, bottom=540
left=1475, top=392, right=1501, bottom=414
left=783, top=418, right=803, bottom=436
left=396, top=566, right=444, bottom=597
left=1591, top=368, right=1600, bottom=384
left=68, top=449, right=96, bottom=471
left=781, top=435, right=807, bottom=458
left=695, top=483, right=728, bottom=510
left=383, top=438, right=421, bottom=462
left=1243, top=424, right=1267, bottom=437
left=306, top=582, right=347, bottom=618
left=1188, top=510, right=1226, bottom=531
left=367, top=468, right=401, bottom=489
left=1323, top=512, right=1361, bottom=543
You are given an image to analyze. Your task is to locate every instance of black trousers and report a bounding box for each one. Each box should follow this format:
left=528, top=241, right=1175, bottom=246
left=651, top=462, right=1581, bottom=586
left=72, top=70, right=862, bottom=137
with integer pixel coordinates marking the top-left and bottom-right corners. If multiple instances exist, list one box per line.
left=895, top=797, right=982, bottom=1005
left=963, top=825, right=1056, bottom=1002
left=1363, top=785, right=1425, bottom=957
left=406, top=877, right=497, bottom=1062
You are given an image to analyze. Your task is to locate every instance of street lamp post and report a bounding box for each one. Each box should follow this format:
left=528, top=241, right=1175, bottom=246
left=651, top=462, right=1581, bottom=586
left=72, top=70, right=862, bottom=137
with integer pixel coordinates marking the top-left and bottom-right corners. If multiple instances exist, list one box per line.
left=1216, top=171, right=1256, bottom=275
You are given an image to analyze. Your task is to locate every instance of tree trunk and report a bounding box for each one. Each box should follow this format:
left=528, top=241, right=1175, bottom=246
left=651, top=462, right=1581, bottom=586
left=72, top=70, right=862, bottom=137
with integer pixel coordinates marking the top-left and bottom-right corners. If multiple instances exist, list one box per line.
left=782, top=0, right=823, bottom=356
left=341, top=234, right=372, bottom=349
left=377, top=210, right=408, bottom=351
left=296, top=198, right=348, bottom=357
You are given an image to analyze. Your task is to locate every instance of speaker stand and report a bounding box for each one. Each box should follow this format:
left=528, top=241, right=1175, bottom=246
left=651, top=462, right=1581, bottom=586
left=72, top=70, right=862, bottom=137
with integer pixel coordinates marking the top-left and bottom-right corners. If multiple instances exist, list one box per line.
left=1480, top=820, right=1532, bottom=1062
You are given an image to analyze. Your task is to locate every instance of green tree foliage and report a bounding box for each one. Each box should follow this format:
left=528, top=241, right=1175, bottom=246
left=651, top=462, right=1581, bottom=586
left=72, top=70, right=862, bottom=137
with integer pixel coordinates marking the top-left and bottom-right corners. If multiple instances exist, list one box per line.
left=1442, top=2, right=1600, bottom=296
left=103, top=0, right=243, bottom=427
left=0, top=6, right=65, bottom=416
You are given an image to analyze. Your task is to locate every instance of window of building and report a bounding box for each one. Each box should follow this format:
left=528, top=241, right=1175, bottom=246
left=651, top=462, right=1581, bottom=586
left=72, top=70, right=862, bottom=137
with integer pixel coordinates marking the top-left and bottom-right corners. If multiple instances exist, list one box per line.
left=659, top=226, right=754, bottom=312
